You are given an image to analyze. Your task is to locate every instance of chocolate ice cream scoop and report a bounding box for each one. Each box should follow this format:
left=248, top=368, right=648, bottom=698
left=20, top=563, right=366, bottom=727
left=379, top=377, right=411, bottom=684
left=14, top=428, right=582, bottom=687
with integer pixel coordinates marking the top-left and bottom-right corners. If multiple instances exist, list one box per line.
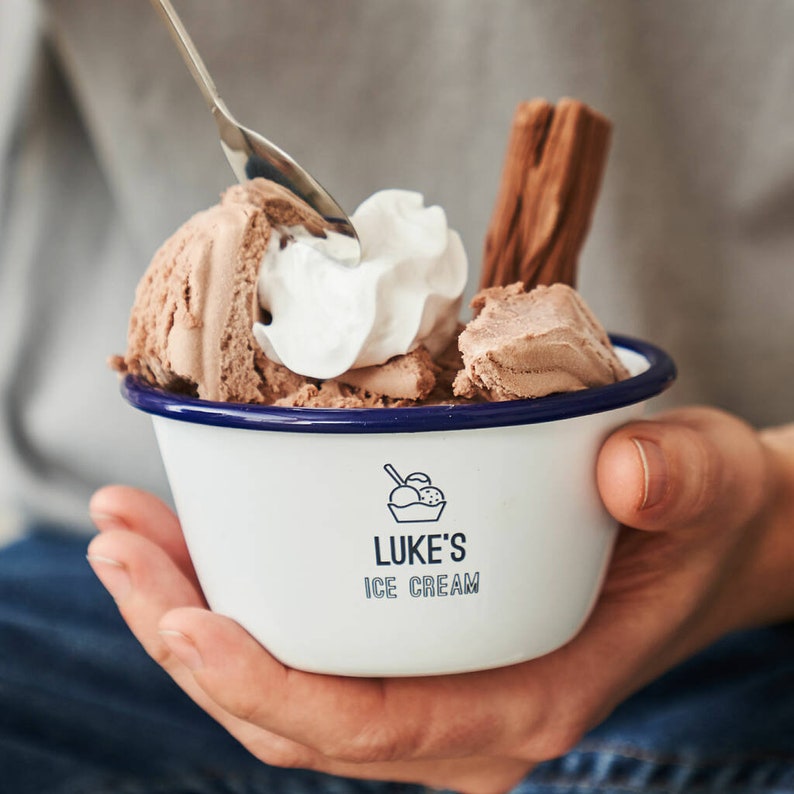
left=454, top=282, right=630, bottom=401
left=115, top=180, right=320, bottom=403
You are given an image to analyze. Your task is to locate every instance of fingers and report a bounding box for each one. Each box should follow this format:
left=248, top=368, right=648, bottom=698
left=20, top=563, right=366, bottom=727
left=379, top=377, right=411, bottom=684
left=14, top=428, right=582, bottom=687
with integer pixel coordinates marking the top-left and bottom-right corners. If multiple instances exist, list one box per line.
left=597, top=406, right=769, bottom=533
left=87, top=529, right=206, bottom=655
left=86, top=529, right=533, bottom=789
left=158, top=606, right=450, bottom=761
left=157, top=605, right=559, bottom=765
left=159, top=607, right=417, bottom=763
left=90, top=485, right=198, bottom=587
left=85, top=530, right=303, bottom=756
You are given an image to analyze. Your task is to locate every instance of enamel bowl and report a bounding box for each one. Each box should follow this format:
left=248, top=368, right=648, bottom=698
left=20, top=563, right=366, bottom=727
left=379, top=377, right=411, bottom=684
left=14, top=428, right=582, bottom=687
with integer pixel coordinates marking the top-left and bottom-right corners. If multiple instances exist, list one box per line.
left=122, top=335, right=675, bottom=677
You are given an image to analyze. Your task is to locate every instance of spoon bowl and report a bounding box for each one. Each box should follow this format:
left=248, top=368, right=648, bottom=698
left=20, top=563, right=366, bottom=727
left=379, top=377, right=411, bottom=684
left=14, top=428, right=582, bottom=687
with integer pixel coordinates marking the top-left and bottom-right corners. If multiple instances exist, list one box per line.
left=151, top=0, right=361, bottom=267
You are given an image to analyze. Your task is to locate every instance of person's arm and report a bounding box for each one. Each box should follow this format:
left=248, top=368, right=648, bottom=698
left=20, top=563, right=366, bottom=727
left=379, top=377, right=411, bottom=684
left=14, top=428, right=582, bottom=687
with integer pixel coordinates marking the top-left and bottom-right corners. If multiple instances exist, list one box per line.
left=87, top=406, right=794, bottom=794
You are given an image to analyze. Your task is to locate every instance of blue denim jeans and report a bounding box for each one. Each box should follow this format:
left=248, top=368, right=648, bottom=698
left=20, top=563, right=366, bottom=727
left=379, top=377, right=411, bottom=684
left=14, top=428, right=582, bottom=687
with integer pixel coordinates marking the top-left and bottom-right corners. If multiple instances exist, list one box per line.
left=2, top=529, right=793, bottom=793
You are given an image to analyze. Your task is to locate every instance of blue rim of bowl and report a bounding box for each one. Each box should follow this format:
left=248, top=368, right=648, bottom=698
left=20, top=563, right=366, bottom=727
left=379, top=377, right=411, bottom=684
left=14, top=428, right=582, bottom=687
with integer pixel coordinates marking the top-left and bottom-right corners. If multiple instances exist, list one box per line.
left=121, top=334, right=676, bottom=434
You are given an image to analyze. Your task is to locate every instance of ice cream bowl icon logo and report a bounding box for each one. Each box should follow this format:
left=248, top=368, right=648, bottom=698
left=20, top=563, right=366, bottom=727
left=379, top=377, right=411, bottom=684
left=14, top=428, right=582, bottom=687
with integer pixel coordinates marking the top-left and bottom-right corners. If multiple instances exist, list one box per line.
left=385, top=464, right=447, bottom=523
left=121, top=335, right=675, bottom=678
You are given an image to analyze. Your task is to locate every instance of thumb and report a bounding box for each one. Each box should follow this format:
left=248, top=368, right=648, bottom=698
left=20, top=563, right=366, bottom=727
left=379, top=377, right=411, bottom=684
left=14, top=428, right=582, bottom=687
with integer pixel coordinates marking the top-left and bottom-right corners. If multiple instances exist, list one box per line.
left=596, top=406, right=768, bottom=533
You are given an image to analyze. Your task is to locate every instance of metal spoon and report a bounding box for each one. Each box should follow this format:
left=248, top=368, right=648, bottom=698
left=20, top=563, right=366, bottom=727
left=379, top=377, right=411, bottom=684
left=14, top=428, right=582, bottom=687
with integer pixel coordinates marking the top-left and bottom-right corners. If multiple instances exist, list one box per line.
left=150, top=0, right=361, bottom=267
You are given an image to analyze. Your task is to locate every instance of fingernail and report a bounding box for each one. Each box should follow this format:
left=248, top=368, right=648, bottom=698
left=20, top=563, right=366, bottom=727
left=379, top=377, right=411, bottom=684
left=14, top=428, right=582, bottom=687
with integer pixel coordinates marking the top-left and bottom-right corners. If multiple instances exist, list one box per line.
left=90, top=512, right=129, bottom=533
left=86, top=554, right=132, bottom=601
left=632, top=437, right=668, bottom=510
left=159, top=629, right=204, bottom=672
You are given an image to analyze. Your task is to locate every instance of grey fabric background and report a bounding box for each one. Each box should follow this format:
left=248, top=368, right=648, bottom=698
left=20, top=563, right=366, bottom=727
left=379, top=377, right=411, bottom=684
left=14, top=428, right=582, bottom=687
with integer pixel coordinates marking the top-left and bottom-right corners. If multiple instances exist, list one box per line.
left=1, top=0, right=792, bottom=534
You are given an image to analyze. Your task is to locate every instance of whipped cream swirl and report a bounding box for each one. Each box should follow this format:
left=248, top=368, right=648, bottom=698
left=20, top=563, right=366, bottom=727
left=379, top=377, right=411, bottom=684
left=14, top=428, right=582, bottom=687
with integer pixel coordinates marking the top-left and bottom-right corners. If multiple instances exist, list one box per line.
left=253, top=190, right=467, bottom=380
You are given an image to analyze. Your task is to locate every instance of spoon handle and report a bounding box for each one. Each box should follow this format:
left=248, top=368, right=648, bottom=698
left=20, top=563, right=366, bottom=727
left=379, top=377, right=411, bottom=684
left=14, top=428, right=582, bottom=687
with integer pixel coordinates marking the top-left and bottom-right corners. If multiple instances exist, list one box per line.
left=150, top=0, right=225, bottom=113
left=383, top=464, right=405, bottom=486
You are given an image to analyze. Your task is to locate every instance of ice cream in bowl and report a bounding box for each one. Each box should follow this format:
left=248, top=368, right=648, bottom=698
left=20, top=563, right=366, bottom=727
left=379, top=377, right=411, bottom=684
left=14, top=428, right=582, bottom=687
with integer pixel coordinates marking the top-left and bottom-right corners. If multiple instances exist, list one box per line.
left=114, top=100, right=676, bottom=677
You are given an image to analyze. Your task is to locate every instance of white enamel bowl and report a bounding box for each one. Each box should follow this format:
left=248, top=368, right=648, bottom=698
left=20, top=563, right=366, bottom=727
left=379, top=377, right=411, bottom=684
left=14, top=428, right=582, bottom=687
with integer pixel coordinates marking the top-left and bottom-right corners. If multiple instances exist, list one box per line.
left=122, top=335, right=675, bottom=677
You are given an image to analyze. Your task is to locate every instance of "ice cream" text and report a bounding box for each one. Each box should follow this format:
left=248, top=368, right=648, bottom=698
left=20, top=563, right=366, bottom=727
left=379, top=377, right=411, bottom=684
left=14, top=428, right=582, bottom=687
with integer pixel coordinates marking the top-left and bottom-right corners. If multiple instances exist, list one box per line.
left=363, top=572, right=480, bottom=600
